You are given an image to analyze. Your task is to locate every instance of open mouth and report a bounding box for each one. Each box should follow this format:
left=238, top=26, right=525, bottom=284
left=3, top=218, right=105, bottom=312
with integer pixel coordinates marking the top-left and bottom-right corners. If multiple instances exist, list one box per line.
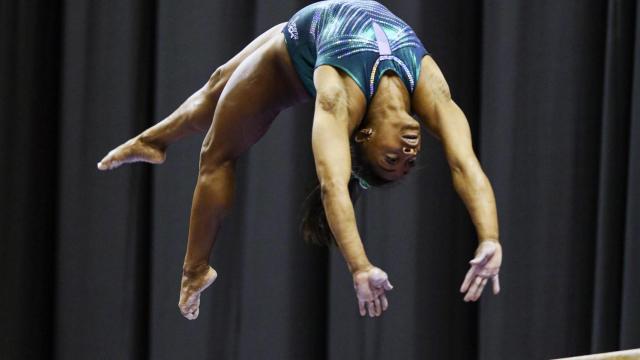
left=401, top=133, right=420, bottom=146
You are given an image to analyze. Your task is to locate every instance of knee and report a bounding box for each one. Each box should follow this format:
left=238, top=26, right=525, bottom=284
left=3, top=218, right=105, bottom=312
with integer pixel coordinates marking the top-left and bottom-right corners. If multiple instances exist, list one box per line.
left=199, top=144, right=219, bottom=174
left=199, top=142, right=233, bottom=175
left=205, top=65, right=228, bottom=91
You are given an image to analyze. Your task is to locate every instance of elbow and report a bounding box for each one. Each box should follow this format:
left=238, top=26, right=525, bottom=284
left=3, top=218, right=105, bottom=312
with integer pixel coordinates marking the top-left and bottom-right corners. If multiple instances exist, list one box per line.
left=319, top=178, right=349, bottom=199
left=316, top=85, right=347, bottom=114
left=451, top=158, right=488, bottom=189
left=449, top=155, right=471, bottom=176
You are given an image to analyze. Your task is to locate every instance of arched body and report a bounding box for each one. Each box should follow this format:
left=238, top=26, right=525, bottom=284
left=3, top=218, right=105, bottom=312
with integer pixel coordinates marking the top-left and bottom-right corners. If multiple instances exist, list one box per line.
left=98, top=1, right=502, bottom=320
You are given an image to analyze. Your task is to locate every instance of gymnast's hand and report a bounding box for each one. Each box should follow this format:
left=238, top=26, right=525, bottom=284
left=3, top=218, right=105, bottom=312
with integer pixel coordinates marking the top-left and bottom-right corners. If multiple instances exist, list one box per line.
left=353, top=266, right=393, bottom=317
left=460, top=240, right=502, bottom=302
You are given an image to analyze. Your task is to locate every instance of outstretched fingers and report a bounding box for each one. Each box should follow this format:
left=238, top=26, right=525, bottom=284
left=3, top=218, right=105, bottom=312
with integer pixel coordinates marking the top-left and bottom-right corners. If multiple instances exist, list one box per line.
left=380, top=293, right=389, bottom=311
left=461, top=270, right=500, bottom=301
left=461, top=242, right=501, bottom=301
left=374, top=298, right=382, bottom=316
left=460, top=265, right=477, bottom=293
left=367, top=301, right=375, bottom=317
left=464, top=276, right=481, bottom=302
left=354, top=267, right=394, bottom=317
left=471, top=278, right=488, bottom=301
left=359, top=300, right=367, bottom=316
left=362, top=298, right=383, bottom=317
left=356, top=290, right=390, bottom=317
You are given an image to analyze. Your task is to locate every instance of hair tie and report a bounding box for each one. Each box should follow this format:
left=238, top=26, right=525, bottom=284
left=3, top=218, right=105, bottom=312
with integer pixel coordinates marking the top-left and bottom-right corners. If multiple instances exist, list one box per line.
left=351, top=172, right=370, bottom=190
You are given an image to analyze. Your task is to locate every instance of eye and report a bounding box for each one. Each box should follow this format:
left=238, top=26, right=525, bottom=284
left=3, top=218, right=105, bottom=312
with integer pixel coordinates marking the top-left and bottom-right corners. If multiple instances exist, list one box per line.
left=385, top=155, right=398, bottom=165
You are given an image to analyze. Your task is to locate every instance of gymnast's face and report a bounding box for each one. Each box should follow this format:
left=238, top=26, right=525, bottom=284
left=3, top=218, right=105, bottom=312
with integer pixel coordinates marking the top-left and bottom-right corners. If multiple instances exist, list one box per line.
left=355, top=121, right=421, bottom=181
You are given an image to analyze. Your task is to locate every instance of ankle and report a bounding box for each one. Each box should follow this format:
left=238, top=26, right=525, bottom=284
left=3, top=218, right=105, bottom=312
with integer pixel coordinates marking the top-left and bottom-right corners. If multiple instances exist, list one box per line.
left=182, top=262, right=210, bottom=277
left=137, top=133, right=166, bottom=150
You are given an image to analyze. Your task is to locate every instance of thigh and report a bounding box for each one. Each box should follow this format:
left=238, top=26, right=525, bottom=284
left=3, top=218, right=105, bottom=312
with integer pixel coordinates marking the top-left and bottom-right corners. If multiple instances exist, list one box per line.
left=201, top=33, right=307, bottom=164
left=221, top=23, right=286, bottom=76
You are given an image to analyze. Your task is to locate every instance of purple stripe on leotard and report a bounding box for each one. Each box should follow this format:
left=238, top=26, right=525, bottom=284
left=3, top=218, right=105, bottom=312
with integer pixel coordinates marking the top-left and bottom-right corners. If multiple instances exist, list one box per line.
left=372, top=22, right=391, bottom=55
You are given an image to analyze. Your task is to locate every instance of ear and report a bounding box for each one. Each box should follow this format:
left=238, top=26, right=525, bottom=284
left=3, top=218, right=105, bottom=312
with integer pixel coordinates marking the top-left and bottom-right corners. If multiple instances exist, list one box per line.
left=354, top=128, right=374, bottom=143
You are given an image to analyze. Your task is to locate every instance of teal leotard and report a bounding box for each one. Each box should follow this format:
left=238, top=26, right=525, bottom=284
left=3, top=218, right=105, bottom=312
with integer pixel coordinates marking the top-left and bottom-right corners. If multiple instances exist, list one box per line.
left=282, top=0, right=428, bottom=102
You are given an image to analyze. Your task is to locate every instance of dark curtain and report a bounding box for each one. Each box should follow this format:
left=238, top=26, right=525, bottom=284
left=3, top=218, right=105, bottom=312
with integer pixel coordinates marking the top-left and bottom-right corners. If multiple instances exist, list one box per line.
left=1, top=0, right=639, bottom=359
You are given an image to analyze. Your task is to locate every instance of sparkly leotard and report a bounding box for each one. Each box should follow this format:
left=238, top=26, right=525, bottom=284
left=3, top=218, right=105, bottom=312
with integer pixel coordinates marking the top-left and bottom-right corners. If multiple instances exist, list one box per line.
left=282, top=0, right=428, bottom=102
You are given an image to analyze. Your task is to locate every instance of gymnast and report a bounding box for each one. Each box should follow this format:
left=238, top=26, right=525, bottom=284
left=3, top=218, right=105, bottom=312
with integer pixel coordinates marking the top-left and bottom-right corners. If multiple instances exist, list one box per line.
left=97, top=0, right=502, bottom=319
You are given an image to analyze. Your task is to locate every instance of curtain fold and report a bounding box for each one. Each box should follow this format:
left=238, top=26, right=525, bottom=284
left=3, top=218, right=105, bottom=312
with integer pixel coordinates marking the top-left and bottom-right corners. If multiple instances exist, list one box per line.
left=591, top=0, right=636, bottom=353
left=0, top=1, right=60, bottom=358
left=54, top=0, right=155, bottom=358
left=620, top=0, right=640, bottom=349
left=2, top=0, right=639, bottom=359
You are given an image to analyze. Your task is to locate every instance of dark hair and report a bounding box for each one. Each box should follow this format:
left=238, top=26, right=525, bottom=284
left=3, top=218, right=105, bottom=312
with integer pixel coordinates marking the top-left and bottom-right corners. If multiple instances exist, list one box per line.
left=300, top=142, right=391, bottom=247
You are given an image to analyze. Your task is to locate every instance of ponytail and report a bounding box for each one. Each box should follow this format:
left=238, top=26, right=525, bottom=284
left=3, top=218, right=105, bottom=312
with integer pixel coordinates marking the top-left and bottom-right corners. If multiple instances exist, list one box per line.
left=300, top=141, right=391, bottom=246
left=300, top=177, right=364, bottom=246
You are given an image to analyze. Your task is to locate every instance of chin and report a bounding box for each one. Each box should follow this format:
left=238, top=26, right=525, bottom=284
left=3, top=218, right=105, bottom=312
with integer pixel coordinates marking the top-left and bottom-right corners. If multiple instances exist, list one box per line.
left=376, top=170, right=401, bottom=182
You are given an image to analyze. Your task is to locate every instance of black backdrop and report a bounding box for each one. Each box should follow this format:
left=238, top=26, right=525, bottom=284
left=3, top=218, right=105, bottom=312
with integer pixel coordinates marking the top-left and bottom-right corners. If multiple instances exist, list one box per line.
left=2, top=0, right=639, bottom=359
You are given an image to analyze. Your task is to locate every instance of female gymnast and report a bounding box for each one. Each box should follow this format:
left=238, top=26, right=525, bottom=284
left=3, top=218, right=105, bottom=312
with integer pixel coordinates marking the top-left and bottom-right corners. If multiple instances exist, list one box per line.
left=97, top=0, right=502, bottom=320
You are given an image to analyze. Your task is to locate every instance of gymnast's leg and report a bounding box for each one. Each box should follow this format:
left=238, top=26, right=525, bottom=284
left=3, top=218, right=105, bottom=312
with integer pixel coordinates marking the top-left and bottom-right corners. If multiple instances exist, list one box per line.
left=178, top=32, right=307, bottom=319
left=96, top=23, right=286, bottom=171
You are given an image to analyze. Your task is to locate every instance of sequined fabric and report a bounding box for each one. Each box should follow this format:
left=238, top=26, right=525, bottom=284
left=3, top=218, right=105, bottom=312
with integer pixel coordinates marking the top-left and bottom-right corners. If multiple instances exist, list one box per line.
left=282, top=0, right=428, bottom=102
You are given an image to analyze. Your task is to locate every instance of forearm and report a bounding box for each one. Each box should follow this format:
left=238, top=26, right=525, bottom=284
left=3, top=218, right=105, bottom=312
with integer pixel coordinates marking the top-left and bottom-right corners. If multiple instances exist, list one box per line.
left=310, top=67, right=372, bottom=274
left=415, top=57, right=500, bottom=245
left=321, top=183, right=372, bottom=273
left=451, top=165, right=499, bottom=242
left=435, top=101, right=499, bottom=242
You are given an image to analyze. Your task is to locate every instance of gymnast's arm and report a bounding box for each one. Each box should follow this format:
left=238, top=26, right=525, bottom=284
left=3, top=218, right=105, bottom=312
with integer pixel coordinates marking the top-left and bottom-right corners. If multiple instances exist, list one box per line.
left=312, top=67, right=392, bottom=316
left=413, top=56, right=499, bottom=245
left=413, top=57, right=501, bottom=300
left=311, top=73, right=372, bottom=274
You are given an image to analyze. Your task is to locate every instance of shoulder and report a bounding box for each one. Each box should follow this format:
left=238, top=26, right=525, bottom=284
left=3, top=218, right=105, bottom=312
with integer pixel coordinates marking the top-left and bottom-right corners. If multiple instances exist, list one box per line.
left=412, top=56, right=451, bottom=113
left=314, top=65, right=367, bottom=116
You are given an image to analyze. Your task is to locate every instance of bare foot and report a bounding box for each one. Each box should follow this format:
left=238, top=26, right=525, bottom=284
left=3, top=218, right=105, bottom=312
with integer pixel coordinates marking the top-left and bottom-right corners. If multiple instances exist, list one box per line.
left=178, top=265, right=217, bottom=320
left=97, top=136, right=166, bottom=170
